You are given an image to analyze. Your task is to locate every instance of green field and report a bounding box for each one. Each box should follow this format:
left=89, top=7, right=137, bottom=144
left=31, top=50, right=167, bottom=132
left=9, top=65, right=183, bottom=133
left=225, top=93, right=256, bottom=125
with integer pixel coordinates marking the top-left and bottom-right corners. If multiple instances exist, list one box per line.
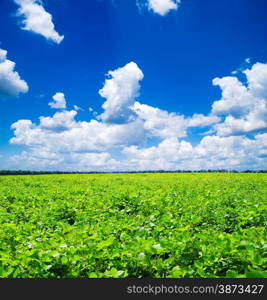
left=0, top=173, right=266, bottom=278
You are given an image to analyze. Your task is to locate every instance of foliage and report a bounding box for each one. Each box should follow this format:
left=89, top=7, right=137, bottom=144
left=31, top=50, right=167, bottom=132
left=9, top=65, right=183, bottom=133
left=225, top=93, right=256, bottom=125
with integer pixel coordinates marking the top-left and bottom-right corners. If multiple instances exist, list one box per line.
left=0, top=173, right=266, bottom=278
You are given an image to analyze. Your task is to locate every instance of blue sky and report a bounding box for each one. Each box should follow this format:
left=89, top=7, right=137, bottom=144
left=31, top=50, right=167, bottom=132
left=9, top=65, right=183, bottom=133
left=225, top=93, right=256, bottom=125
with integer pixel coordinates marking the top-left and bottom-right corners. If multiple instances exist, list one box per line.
left=0, top=0, right=267, bottom=171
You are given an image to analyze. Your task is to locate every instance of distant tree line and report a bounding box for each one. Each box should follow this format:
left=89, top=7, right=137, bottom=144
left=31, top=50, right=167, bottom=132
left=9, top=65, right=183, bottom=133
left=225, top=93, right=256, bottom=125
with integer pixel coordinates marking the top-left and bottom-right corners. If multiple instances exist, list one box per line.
left=0, top=169, right=266, bottom=176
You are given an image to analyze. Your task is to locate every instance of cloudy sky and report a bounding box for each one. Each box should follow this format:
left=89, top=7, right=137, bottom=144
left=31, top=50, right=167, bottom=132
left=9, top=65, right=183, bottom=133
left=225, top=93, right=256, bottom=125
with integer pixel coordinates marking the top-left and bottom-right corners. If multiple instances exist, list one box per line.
left=0, top=0, right=267, bottom=171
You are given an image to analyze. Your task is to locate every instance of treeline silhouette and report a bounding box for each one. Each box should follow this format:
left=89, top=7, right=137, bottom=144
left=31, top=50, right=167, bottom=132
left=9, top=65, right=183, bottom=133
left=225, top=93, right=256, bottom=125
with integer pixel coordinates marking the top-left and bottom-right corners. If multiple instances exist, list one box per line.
left=0, top=169, right=266, bottom=175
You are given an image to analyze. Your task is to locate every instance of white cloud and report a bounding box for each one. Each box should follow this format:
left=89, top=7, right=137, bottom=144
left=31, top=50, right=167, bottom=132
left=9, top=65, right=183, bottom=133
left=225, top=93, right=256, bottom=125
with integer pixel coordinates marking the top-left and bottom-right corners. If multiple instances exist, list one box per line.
left=187, top=113, right=221, bottom=128
left=8, top=61, right=267, bottom=171
left=122, top=134, right=267, bottom=171
left=99, top=62, right=144, bottom=123
left=211, top=76, right=253, bottom=116
left=9, top=132, right=267, bottom=171
left=49, top=92, right=66, bottom=109
left=74, top=105, right=83, bottom=111
left=148, top=0, right=180, bottom=16
left=10, top=113, right=146, bottom=153
left=39, top=110, right=77, bottom=131
left=211, top=62, right=267, bottom=136
left=0, top=48, right=29, bottom=97
left=133, top=102, right=220, bottom=139
left=14, top=0, right=64, bottom=44
left=123, top=137, right=193, bottom=163
left=10, top=150, right=118, bottom=171
left=214, top=100, right=267, bottom=136
left=244, top=62, right=267, bottom=98
left=132, top=101, right=188, bottom=138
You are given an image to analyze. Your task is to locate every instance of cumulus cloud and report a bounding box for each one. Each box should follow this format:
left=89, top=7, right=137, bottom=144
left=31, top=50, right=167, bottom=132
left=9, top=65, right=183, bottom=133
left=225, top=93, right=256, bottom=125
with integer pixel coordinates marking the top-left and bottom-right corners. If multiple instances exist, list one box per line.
left=122, top=134, right=267, bottom=171
left=187, top=114, right=221, bottom=127
left=14, top=0, right=64, bottom=44
left=99, top=62, right=144, bottom=123
left=244, top=62, right=267, bottom=98
left=49, top=92, right=67, bottom=109
left=10, top=132, right=266, bottom=171
left=214, top=101, right=267, bottom=137
left=10, top=150, right=118, bottom=171
left=133, top=102, right=220, bottom=138
left=211, top=77, right=253, bottom=116
left=211, top=62, right=267, bottom=136
left=39, top=110, right=77, bottom=132
left=132, top=101, right=188, bottom=138
left=10, top=113, right=146, bottom=153
left=147, top=0, right=180, bottom=16
left=8, top=61, right=267, bottom=171
left=0, top=48, right=29, bottom=97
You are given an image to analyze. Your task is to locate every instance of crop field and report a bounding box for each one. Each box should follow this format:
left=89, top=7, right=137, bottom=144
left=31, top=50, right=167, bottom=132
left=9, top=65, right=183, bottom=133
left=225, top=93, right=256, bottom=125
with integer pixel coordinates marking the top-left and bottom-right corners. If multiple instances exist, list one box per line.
left=0, top=173, right=266, bottom=278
